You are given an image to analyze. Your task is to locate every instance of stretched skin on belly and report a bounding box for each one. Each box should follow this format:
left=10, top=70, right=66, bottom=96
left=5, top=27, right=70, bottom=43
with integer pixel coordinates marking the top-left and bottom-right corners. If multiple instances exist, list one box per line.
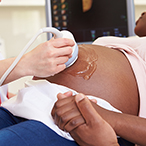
left=35, top=44, right=139, bottom=116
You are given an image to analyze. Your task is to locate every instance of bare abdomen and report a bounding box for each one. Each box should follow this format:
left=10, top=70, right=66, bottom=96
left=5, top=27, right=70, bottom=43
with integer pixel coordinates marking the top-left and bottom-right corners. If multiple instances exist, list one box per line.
left=42, top=45, right=139, bottom=116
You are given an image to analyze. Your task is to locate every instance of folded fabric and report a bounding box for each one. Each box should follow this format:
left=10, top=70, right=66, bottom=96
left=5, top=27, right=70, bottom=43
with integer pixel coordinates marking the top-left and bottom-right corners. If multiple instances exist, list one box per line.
left=2, top=80, right=121, bottom=140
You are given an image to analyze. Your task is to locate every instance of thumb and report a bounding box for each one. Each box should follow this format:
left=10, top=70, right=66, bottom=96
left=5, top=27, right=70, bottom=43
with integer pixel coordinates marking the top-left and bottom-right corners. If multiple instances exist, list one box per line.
left=75, top=93, right=101, bottom=123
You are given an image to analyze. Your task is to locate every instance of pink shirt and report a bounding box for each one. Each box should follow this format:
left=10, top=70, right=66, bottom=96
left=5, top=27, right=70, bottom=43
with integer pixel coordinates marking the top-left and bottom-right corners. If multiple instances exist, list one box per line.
left=93, top=36, right=146, bottom=118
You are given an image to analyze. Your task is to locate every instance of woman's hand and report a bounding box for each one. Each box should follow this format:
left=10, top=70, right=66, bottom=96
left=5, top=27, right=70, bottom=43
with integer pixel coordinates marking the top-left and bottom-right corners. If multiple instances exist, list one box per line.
left=51, top=91, right=85, bottom=131
left=52, top=92, right=119, bottom=146
left=70, top=93, right=119, bottom=146
left=20, top=38, right=74, bottom=78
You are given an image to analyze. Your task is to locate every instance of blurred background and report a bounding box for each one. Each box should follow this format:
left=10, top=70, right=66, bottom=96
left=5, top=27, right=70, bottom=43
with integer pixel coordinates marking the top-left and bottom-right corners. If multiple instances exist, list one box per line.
left=0, top=0, right=145, bottom=93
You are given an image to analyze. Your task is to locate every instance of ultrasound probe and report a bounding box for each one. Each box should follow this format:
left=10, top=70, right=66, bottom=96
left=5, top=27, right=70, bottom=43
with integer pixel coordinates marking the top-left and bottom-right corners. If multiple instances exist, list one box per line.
left=0, top=27, right=78, bottom=86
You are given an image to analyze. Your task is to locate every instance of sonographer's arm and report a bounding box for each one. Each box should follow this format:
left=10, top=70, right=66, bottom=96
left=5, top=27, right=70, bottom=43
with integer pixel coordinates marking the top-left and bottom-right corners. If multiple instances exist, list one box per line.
left=0, top=38, right=74, bottom=85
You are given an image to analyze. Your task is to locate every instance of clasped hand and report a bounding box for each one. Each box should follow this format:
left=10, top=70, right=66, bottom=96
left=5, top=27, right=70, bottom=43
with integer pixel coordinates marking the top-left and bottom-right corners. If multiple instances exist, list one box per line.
left=51, top=91, right=119, bottom=146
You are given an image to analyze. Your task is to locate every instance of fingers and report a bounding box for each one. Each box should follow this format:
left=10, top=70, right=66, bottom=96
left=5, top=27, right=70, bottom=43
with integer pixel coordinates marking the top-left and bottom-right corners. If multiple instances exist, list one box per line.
left=90, top=98, right=97, bottom=104
left=44, top=38, right=74, bottom=61
left=48, top=47, right=73, bottom=70
left=51, top=96, right=75, bottom=120
left=49, top=38, right=74, bottom=58
left=41, top=38, right=75, bottom=76
left=53, top=64, right=66, bottom=75
left=51, top=94, right=85, bottom=132
left=51, top=38, right=75, bottom=48
left=55, top=95, right=74, bottom=107
left=54, top=47, right=73, bottom=57
left=63, top=91, right=73, bottom=97
left=55, top=56, right=70, bottom=66
left=70, top=94, right=119, bottom=146
left=26, top=37, right=75, bottom=78
left=52, top=100, right=82, bottom=131
left=57, top=91, right=73, bottom=100
left=64, top=115, right=85, bottom=132
left=57, top=93, right=67, bottom=100
left=75, top=94, right=102, bottom=124
left=58, top=109, right=83, bottom=131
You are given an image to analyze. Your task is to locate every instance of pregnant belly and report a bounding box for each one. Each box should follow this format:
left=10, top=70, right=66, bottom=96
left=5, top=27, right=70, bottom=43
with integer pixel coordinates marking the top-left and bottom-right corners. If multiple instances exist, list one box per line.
left=39, top=44, right=139, bottom=116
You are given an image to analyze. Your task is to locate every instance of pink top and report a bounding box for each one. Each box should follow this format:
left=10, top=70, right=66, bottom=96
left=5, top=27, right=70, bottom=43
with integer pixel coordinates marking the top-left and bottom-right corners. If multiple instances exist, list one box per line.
left=93, top=36, right=146, bottom=118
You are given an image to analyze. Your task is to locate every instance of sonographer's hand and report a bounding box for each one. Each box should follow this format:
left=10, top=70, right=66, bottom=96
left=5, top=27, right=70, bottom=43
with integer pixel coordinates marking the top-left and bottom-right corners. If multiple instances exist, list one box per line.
left=0, top=38, right=74, bottom=85
left=21, top=38, right=74, bottom=77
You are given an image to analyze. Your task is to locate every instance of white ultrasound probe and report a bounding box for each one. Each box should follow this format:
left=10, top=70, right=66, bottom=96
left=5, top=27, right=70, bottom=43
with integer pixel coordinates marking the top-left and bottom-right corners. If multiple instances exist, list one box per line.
left=0, top=27, right=78, bottom=86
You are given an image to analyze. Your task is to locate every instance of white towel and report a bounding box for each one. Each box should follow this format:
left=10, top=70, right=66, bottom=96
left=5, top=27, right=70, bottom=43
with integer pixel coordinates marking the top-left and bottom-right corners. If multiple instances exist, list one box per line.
left=2, top=80, right=121, bottom=140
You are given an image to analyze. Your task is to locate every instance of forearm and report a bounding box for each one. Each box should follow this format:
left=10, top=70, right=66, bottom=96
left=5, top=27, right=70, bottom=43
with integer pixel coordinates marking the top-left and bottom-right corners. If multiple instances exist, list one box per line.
left=92, top=102, right=146, bottom=145
left=0, top=55, right=29, bottom=85
left=114, top=113, right=146, bottom=146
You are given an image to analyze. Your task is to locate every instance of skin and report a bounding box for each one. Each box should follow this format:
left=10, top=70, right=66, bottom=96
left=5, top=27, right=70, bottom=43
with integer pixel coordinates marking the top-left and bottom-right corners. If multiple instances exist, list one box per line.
left=52, top=92, right=119, bottom=146
left=1, top=2, right=144, bottom=144
left=52, top=92, right=146, bottom=146
left=41, top=44, right=139, bottom=116
left=51, top=12, right=146, bottom=146
left=134, top=12, right=146, bottom=37
left=49, top=43, right=139, bottom=145
left=0, top=38, right=74, bottom=85
left=0, top=1, right=117, bottom=145
left=0, top=0, right=144, bottom=144
left=0, top=0, right=73, bottom=99
left=0, top=0, right=74, bottom=85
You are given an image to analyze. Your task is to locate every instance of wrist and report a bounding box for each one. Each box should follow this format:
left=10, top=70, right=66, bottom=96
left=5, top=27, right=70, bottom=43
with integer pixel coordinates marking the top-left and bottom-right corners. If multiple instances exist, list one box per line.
left=13, top=54, right=31, bottom=78
left=0, top=57, right=26, bottom=84
left=91, top=102, right=118, bottom=132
